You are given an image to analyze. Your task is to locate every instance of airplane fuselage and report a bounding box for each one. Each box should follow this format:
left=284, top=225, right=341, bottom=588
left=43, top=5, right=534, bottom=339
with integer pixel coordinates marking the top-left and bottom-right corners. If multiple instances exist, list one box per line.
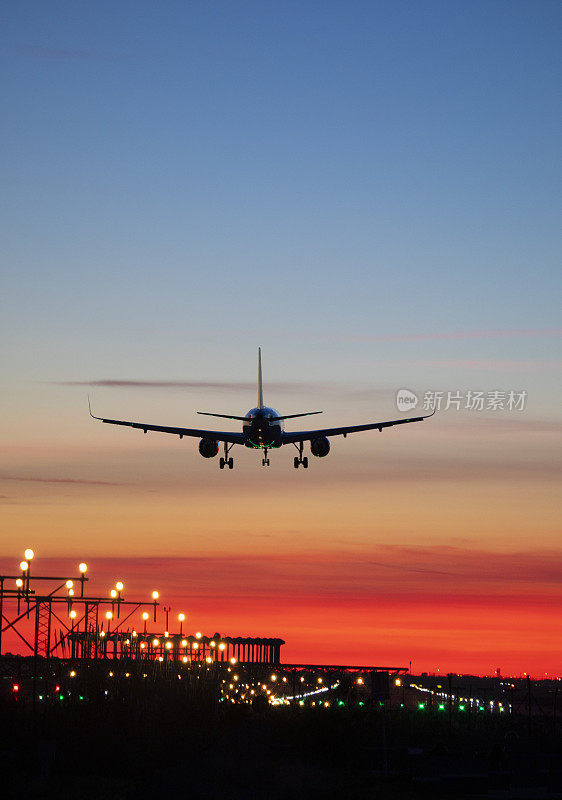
left=243, top=407, right=284, bottom=449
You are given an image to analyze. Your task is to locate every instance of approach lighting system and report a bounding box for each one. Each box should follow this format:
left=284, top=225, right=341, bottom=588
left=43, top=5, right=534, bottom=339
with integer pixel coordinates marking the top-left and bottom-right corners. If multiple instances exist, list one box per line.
left=24, top=549, right=34, bottom=560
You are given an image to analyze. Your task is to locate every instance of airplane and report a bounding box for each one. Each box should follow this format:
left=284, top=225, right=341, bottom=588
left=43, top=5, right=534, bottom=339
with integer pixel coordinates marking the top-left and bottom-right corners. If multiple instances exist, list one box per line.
left=89, top=348, right=434, bottom=469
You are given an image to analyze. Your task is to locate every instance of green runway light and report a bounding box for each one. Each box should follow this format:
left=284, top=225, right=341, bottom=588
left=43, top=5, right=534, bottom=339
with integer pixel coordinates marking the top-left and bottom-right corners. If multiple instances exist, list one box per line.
left=439, top=703, right=445, bottom=710
left=338, top=700, right=345, bottom=706
left=459, top=704, right=465, bottom=711
left=38, top=695, right=43, bottom=700
left=59, top=694, right=64, bottom=700
left=418, top=702, right=425, bottom=710
left=358, top=701, right=364, bottom=707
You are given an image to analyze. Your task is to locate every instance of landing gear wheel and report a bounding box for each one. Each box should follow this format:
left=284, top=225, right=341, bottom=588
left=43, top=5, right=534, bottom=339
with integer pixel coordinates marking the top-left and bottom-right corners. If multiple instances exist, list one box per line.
left=294, top=457, right=299, bottom=469
left=228, top=458, right=234, bottom=469
left=219, top=458, right=225, bottom=469
left=262, top=458, right=270, bottom=466
left=302, top=457, right=309, bottom=469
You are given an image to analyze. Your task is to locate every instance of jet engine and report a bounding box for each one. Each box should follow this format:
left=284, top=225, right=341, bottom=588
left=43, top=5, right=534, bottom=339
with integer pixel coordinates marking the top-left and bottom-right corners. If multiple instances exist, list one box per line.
left=310, top=436, right=330, bottom=457
left=199, top=438, right=219, bottom=458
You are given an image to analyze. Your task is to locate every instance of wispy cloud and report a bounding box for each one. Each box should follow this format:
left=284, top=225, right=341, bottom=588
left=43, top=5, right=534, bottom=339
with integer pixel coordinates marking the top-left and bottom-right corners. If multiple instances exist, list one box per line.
left=0, top=476, right=126, bottom=487
left=4, top=44, right=133, bottom=61
left=53, top=378, right=390, bottom=398
left=346, top=328, right=562, bottom=343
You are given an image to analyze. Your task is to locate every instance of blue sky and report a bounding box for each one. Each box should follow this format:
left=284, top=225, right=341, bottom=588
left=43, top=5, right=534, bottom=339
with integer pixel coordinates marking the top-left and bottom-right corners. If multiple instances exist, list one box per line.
left=2, top=1, right=560, bottom=427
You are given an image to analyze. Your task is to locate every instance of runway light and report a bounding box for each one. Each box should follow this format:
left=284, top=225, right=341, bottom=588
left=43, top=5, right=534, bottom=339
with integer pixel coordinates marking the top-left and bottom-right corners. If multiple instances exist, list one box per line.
left=24, top=549, right=34, bottom=560
left=115, top=581, right=124, bottom=592
left=69, top=610, right=77, bottom=619
left=439, top=703, right=445, bottom=710
left=181, top=639, right=187, bottom=647
left=356, top=677, right=364, bottom=685
left=152, top=590, right=159, bottom=600
left=110, top=589, right=117, bottom=599
left=178, top=613, right=185, bottom=621
left=193, top=642, right=199, bottom=649
left=182, top=656, right=188, bottom=663
left=78, top=562, right=87, bottom=573
left=230, top=657, right=237, bottom=665
left=68, top=589, right=75, bottom=596
left=418, top=703, right=425, bottom=710
left=195, top=631, right=202, bottom=639
left=105, top=611, right=113, bottom=620
left=142, top=612, right=149, bottom=620
left=15, top=578, right=23, bottom=588
left=210, top=640, right=216, bottom=647
left=12, top=684, right=19, bottom=693
left=395, top=679, right=402, bottom=686
left=66, top=580, right=73, bottom=589
left=20, top=561, right=29, bottom=571
left=271, top=674, right=277, bottom=681
left=459, top=704, right=465, bottom=711
left=219, top=643, right=226, bottom=651
left=165, top=641, right=172, bottom=649
left=206, top=657, right=212, bottom=664
left=70, top=670, right=76, bottom=677
left=153, top=639, right=160, bottom=647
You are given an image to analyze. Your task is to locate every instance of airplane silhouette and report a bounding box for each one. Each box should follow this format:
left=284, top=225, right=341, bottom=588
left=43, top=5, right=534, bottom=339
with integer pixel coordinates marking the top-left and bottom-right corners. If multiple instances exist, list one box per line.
left=89, top=348, right=434, bottom=469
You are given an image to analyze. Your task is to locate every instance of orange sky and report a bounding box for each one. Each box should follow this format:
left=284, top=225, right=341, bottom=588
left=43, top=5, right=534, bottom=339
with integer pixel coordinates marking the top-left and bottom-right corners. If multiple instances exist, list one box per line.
left=2, top=352, right=561, bottom=676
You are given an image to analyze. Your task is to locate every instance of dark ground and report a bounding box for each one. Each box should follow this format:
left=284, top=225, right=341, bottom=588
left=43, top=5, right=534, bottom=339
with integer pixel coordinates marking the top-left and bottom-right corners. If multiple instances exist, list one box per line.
left=1, top=692, right=561, bottom=800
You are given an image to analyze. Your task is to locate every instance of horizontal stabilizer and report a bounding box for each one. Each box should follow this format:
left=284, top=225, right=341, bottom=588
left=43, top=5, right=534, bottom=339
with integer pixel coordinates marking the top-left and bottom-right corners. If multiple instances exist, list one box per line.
left=197, top=412, right=248, bottom=422
left=268, top=412, right=323, bottom=422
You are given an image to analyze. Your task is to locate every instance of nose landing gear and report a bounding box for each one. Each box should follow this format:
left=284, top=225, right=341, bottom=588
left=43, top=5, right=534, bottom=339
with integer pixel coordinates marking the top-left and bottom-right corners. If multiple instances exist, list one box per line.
left=293, top=442, right=308, bottom=469
left=262, top=448, right=270, bottom=467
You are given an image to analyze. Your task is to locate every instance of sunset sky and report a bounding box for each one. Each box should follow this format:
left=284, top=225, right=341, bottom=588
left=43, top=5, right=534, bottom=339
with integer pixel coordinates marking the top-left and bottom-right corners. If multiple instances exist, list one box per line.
left=2, top=1, right=561, bottom=675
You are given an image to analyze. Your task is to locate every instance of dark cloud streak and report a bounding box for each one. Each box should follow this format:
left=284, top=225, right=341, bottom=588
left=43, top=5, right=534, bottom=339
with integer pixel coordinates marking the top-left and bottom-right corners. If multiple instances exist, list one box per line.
left=0, top=476, right=126, bottom=487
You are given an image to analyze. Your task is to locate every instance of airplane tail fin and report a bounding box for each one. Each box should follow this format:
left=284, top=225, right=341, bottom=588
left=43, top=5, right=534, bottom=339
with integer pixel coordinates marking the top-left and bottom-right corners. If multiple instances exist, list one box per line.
left=258, top=347, right=264, bottom=409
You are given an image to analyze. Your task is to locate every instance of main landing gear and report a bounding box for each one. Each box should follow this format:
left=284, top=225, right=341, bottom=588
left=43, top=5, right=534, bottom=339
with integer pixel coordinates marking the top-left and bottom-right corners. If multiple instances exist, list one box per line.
left=219, top=442, right=234, bottom=470
left=262, top=447, right=270, bottom=467
left=293, top=442, right=308, bottom=469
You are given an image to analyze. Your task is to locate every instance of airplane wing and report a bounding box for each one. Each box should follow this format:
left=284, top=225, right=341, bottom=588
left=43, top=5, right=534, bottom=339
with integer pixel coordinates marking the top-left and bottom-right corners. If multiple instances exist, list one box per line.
left=89, top=403, right=244, bottom=445
left=281, top=410, right=434, bottom=444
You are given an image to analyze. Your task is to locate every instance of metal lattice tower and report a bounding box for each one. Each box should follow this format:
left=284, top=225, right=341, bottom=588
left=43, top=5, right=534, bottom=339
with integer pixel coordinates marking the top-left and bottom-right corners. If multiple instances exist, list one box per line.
left=34, top=599, right=52, bottom=660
